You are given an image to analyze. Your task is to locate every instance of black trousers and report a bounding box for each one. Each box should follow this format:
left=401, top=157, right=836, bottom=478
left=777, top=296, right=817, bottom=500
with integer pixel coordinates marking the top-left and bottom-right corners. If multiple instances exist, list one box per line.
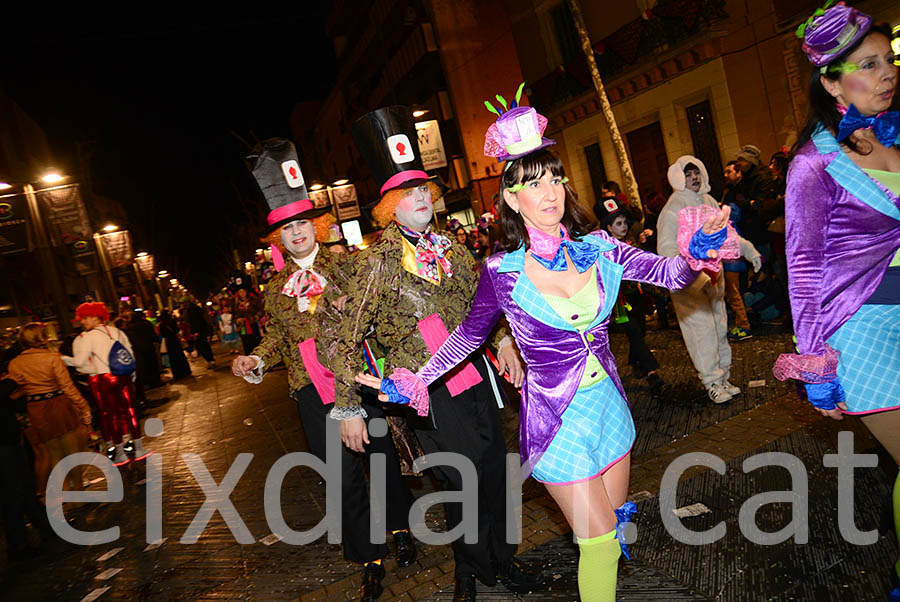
left=0, top=441, right=51, bottom=553
left=133, top=349, right=161, bottom=402
left=624, top=291, right=659, bottom=374
left=193, top=335, right=214, bottom=363
left=414, top=357, right=515, bottom=583
left=294, top=385, right=412, bottom=564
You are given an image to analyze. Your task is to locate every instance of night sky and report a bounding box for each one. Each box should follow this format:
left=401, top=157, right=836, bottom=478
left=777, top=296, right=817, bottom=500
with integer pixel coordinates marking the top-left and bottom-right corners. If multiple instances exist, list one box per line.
left=3, top=11, right=335, bottom=295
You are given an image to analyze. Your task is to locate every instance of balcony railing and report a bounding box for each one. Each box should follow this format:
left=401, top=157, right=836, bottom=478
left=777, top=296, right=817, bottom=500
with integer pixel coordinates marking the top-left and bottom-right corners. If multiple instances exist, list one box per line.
left=530, top=0, right=727, bottom=110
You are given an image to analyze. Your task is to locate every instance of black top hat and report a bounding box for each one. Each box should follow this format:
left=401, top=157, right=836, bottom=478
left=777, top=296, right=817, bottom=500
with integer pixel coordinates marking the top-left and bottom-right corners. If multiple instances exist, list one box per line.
left=248, top=138, right=329, bottom=232
left=593, top=196, right=627, bottom=228
left=352, top=106, right=433, bottom=196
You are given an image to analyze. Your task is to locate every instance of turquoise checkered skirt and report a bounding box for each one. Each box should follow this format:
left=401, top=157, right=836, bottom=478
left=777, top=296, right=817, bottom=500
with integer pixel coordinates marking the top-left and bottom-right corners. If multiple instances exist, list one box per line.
left=827, top=304, right=900, bottom=414
left=531, top=377, right=635, bottom=484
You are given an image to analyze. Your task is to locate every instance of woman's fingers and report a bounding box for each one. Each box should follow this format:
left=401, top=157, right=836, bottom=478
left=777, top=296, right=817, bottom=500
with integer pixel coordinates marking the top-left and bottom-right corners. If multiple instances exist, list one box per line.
left=355, top=373, right=383, bottom=389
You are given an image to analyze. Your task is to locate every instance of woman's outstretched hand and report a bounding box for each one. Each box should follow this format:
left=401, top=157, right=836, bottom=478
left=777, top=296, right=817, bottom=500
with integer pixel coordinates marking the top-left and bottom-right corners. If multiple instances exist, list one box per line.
left=699, top=205, right=731, bottom=258
left=355, top=372, right=388, bottom=401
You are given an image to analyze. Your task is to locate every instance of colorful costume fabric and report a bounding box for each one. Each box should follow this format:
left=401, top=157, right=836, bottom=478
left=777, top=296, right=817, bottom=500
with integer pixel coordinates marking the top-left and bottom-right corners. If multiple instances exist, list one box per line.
left=413, top=229, right=696, bottom=474
left=335, top=220, right=515, bottom=583
left=776, top=126, right=900, bottom=413
left=333, top=222, right=508, bottom=415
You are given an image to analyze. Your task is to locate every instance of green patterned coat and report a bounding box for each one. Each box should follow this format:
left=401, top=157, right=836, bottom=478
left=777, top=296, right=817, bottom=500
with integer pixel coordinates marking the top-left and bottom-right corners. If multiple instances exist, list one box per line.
left=252, top=248, right=350, bottom=392
left=334, top=222, right=507, bottom=413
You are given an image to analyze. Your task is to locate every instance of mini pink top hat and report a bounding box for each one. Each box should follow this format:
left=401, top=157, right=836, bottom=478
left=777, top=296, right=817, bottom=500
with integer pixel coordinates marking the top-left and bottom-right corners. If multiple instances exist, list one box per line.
left=797, top=0, right=872, bottom=67
left=483, top=83, right=555, bottom=162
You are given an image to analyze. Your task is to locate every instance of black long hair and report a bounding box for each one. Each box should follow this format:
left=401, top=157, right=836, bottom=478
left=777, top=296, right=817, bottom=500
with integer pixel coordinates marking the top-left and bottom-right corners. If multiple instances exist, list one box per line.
left=792, top=23, right=897, bottom=157
left=498, top=149, right=597, bottom=252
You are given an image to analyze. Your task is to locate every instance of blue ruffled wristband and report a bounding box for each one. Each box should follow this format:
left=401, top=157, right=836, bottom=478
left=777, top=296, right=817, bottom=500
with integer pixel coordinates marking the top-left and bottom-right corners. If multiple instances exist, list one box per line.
left=688, top=226, right=727, bottom=260
left=614, top=501, right=637, bottom=560
left=379, top=378, right=411, bottom=405
left=804, top=379, right=845, bottom=411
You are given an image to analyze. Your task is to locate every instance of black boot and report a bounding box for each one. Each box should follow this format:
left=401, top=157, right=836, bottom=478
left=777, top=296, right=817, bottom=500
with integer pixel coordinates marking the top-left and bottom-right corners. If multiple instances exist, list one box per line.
left=452, top=573, right=477, bottom=601
left=647, top=372, right=664, bottom=396
left=360, top=561, right=385, bottom=602
left=494, top=556, right=547, bottom=595
left=393, top=529, right=417, bottom=567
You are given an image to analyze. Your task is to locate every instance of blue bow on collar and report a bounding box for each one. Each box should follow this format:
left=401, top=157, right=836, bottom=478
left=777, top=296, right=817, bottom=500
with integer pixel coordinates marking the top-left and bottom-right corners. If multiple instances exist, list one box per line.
left=836, top=104, right=900, bottom=148
left=531, top=238, right=601, bottom=272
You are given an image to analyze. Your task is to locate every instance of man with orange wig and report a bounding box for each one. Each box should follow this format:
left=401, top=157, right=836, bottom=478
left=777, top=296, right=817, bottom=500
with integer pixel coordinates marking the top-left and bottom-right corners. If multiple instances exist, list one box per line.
left=231, top=139, right=415, bottom=602
left=64, top=301, right=147, bottom=465
left=335, top=107, right=541, bottom=600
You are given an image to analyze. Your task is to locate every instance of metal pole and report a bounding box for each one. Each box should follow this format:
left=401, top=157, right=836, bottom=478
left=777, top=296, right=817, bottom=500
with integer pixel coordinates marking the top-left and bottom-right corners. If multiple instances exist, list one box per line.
left=567, top=0, right=643, bottom=212
left=24, top=184, right=73, bottom=334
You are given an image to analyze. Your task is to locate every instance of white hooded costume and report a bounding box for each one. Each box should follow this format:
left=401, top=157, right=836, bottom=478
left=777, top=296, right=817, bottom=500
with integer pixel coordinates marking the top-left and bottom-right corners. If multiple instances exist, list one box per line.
left=657, top=155, right=736, bottom=388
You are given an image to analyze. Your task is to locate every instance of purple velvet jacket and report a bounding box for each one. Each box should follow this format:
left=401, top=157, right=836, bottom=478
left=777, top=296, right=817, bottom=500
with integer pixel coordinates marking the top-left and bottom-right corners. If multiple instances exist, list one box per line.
left=417, top=230, right=696, bottom=469
left=785, top=126, right=900, bottom=358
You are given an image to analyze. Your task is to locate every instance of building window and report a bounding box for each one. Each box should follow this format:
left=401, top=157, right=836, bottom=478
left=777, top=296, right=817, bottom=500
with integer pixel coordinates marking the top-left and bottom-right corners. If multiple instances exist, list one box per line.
left=686, top=100, right=724, bottom=199
left=583, top=143, right=607, bottom=205
left=551, top=2, right=581, bottom=65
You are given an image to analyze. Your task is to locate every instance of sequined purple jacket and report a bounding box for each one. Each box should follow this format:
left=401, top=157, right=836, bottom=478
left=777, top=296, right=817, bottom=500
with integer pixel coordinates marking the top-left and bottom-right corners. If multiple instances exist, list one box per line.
left=417, top=230, right=696, bottom=469
left=785, top=127, right=900, bottom=358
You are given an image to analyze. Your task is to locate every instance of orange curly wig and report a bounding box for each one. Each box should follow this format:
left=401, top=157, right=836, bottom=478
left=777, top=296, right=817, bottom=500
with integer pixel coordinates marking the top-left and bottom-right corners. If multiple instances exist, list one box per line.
left=371, top=181, right=443, bottom=228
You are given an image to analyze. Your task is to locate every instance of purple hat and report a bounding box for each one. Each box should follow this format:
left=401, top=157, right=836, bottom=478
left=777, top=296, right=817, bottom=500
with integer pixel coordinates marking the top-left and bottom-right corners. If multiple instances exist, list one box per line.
left=798, top=1, right=872, bottom=67
left=483, top=83, right=555, bottom=162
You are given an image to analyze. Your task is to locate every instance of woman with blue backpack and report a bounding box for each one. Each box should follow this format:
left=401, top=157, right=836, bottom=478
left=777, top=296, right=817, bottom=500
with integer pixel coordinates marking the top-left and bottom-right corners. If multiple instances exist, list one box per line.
left=63, top=302, right=149, bottom=465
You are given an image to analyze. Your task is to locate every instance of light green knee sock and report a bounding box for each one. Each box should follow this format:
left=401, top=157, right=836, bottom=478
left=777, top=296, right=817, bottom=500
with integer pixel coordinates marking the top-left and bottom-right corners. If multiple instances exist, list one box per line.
left=577, top=529, right=621, bottom=602
left=894, top=473, right=900, bottom=579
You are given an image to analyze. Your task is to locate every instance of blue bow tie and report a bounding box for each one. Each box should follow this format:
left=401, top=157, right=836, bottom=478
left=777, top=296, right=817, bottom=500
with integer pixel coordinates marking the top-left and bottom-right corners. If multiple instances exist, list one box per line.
left=837, top=104, right=900, bottom=148
left=531, top=239, right=601, bottom=272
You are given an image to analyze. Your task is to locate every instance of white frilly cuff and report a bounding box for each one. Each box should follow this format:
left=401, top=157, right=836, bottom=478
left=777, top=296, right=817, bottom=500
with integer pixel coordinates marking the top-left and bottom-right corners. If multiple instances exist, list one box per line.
left=242, top=355, right=265, bottom=384
left=328, top=405, right=369, bottom=421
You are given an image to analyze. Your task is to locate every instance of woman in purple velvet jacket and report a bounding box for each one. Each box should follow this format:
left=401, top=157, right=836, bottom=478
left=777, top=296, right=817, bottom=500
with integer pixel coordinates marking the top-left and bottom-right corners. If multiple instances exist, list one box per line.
left=358, top=96, right=733, bottom=600
left=774, top=4, right=900, bottom=595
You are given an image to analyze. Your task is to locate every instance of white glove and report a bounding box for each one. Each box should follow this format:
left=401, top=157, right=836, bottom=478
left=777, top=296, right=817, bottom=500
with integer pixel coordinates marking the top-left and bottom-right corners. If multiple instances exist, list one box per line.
left=750, top=255, right=763, bottom=273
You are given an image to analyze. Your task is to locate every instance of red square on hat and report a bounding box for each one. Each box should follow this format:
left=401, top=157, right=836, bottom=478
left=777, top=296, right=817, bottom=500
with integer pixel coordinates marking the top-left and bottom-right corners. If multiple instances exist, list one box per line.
left=387, top=134, right=415, bottom=164
left=281, top=160, right=304, bottom=188
left=604, top=199, right=618, bottom=212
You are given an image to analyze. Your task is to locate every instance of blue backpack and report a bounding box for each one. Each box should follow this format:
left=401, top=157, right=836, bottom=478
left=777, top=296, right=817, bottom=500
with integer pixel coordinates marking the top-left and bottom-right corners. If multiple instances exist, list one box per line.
left=101, top=327, right=136, bottom=375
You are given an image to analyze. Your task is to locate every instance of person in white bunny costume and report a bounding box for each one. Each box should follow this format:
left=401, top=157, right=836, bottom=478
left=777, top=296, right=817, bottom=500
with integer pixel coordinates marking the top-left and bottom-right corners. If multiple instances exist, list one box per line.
left=657, top=154, right=761, bottom=404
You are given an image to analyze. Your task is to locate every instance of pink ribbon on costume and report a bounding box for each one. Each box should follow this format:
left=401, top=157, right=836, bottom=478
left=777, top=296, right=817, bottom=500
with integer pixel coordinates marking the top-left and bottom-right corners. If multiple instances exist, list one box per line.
left=297, top=338, right=334, bottom=405
left=417, top=313, right=482, bottom=396
left=270, top=244, right=286, bottom=271
left=267, top=199, right=316, bottom=225
left=282, top=268, right=326, bottom=299
left=380, top=170, right=430, bottom=196
left=526, top=224, right=571, bottom=260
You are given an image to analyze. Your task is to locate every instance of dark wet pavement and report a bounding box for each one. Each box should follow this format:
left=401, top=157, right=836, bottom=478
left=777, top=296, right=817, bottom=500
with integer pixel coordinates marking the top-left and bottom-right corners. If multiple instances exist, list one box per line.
left=1, top=324, right=896, bottom=601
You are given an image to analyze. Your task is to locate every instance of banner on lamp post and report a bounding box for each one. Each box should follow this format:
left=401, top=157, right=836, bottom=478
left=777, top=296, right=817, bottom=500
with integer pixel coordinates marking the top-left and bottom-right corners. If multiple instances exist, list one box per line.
left=415, top=120, right=447, bottom=170
left=0, top=193, right=30, bottom=255
left=35, top=185, right=92, bottom=247
left=135, top=254, right=156, bottom=279
left=100, top=230, right=134, bottom=267
left=310, top=188, right=331, bottom=209
left=332, top=184, right=360, bottom=220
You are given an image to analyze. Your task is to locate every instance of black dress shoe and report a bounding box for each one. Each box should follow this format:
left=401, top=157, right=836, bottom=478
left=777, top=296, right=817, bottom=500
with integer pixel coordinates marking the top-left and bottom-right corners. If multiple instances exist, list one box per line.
left=494, top=556, right=547, bottom=594
left=452, top=573, right=477, bottom=601
left=393, top=530, right=417, bottom=567
left=360, top=561, right=385, bottom=602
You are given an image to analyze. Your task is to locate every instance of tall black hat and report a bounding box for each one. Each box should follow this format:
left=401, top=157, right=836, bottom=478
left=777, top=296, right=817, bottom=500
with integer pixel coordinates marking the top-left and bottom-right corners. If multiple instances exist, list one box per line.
left=248, top=138, right=328, bottom=233
left=352, top=106, right=432, bottom=197
left=593, top=196, right=627, bottom=228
